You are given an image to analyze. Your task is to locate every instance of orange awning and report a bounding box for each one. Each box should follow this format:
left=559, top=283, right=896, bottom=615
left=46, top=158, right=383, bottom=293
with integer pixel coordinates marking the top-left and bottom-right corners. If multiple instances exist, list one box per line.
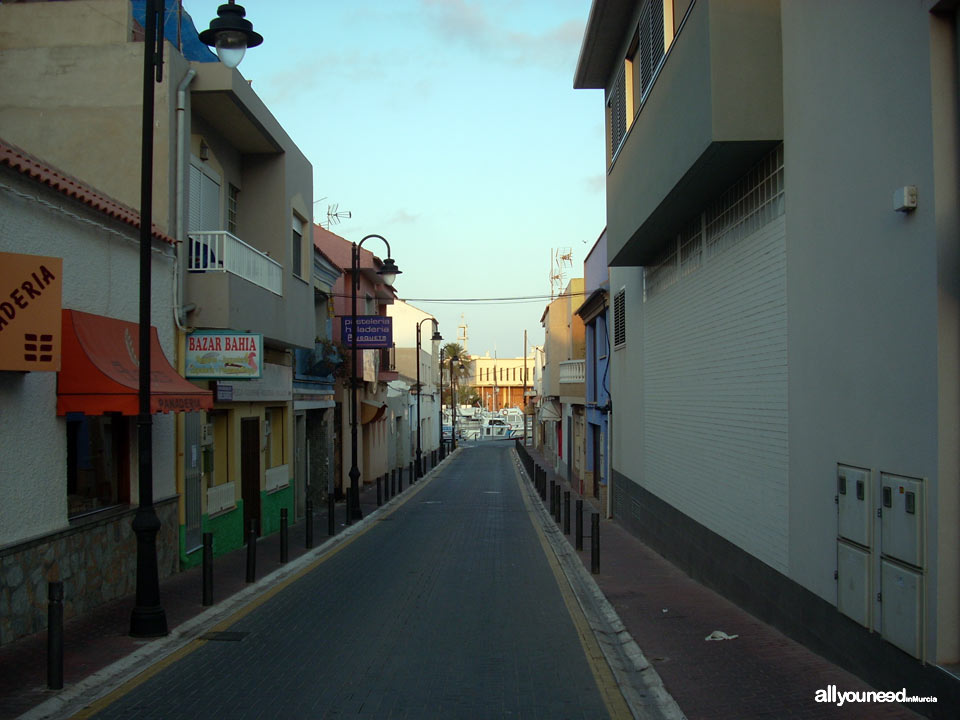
left=57, top=310, right=213, bottom=415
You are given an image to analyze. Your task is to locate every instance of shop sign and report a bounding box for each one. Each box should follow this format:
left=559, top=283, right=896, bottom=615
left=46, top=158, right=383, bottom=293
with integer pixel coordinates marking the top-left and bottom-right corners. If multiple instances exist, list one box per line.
left=216, top=362, right=292, bottom=403
left=0, top=252, right=63, bottom=372
left=341, top=315, right=392, bottom=349
left=185, top=332, right=262, bottom=379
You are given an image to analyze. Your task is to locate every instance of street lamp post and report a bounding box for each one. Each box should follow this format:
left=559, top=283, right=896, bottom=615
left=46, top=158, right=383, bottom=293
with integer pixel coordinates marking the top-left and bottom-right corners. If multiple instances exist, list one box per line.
left=449, top=355, right=459, bottom=450
left=348, top=236, right=400, bottom=521
left=415, top=319, right=442, bottom=478
left=130, top=0, right=260, bottom=638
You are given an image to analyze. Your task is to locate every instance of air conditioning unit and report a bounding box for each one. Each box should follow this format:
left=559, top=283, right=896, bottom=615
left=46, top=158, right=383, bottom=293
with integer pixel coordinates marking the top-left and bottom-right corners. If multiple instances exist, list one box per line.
left=200, top=423, right=214, bottom=446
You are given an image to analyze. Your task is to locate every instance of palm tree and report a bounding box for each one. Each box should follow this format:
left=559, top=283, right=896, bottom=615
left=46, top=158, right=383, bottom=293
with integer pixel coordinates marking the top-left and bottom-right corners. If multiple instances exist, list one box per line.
left=440, top=342, right=470, bottom=407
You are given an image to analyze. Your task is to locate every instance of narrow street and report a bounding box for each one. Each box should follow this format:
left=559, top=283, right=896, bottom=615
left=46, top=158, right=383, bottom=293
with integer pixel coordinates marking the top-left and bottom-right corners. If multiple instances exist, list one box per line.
left=82, top=444, right=623, bottom=719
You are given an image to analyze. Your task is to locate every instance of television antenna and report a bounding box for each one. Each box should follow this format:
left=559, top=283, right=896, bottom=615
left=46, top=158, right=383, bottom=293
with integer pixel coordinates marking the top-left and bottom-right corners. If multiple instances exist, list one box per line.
left=314, top=197, right=353, bottom=229
left=550, top=248, right=573, bottom=299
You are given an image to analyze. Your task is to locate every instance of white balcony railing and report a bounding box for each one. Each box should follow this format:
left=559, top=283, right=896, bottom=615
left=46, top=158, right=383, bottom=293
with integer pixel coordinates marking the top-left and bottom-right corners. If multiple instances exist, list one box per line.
left=558, top=359, right=586, bottom=384
left=188, top=231, right=283, bottom=296
left=206, top=481, right=236, bottom=515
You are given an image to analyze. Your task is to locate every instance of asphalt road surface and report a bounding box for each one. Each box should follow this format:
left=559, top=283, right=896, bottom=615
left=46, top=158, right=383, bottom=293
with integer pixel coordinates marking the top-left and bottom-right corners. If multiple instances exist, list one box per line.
left=83, top=443, right=622, bottom=719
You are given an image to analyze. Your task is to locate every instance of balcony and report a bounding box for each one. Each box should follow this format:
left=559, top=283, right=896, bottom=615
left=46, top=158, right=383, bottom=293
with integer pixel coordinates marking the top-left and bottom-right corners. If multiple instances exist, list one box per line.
left=604, top=0, right=783, bottom=266
left=559, top=360, right=586, bottom=384
left=188, top=231, right=282, bottom=295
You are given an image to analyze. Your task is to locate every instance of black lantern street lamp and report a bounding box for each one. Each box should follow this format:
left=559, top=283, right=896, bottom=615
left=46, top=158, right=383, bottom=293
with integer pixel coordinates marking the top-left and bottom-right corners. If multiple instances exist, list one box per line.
left=347, top=236, right=400, bottom=522
left=130, top=0, right=260, bottom=638
left=449, top=355, right=459, bottom=450
left=438, top=347, right=445, bottom=459
left=199, top=0, right=263, bottom=69
left=415, top=319, right=441, bottom=479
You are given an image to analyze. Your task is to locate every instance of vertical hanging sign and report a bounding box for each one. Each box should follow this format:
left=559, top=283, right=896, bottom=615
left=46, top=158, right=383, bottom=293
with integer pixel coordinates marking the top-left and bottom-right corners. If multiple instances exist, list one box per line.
left=0, top=252, right=63, bottom=372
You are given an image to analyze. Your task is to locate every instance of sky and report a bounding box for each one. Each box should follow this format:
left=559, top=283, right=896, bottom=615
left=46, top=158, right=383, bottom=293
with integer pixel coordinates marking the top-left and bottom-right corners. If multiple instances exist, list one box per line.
left=183, top=0, right=606, bottom=358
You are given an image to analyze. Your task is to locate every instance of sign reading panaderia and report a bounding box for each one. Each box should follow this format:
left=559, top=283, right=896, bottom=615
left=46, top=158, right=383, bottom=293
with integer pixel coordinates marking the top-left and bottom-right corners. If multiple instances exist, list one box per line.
left=340, top=315, right=393, bottom=349
left=0, top=252, right=63, bottom=372
left=185, top=332, right=263, bottom=379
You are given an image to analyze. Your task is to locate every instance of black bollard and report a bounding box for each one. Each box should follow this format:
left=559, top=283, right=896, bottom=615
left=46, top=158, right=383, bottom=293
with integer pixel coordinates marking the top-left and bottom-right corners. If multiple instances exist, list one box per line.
left=327, top=492, right=335, bottom=537
left=246, top=520, right=257, bottom=583
left=47, top=581, right=63, bottom=690
left=391, top=470, right=396, bottom=498
left=202, top=532, right=213, bottom=606
left=280, top=508, right=289, bottom=564
left=549, top=481, right=555, bottom=516
left=556, top=486, right=562, bottom=524
left=305, top=497, right=314, bottom=549
left=591, top=513, right=600, bottom=574
left=377, top=476, right=382, bottom=506
left=575, top=499, right=583, bottom=550
left=564, top=491, right=571, bottom=534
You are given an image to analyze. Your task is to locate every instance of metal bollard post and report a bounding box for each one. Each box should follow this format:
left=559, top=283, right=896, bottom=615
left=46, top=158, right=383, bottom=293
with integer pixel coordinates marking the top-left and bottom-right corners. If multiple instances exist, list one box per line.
left=575, top=499, right=583, bottom=550
left=563, top=491, right=571, bottom=534
left=47, top=581, right=63, bottom=690
left=377, top=476, right=382, bottom=506
left=202, top=532, right=213, bottom=606
left=549, top=481, right=555, bottom=515
left=345, top=484, right=353, bottom=526
left=591, top=513, right=600, bottom=574
left=246, top=520, right=257, bottom=583
left=280, top=508, right=289, bottom=564
left=556, top=487, right=562, bottom=524
left=328, top=492, right=335, bottom=537
left=305, top=498, right=314, bottom=549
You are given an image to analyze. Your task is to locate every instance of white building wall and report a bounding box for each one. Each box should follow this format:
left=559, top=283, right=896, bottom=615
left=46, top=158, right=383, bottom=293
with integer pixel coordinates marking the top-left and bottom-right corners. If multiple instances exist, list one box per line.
left=0, top=170, right=177, bottom=545
left=641, top=215, right=788, bottom=572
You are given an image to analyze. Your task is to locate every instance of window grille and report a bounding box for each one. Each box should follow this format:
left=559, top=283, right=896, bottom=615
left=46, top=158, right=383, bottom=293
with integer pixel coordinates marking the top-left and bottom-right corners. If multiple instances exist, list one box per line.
left=227, top=184, right=239, bottom=234
left=613, top=288, right=626, bottom=348
left=643, top=144, right=785, bottom=301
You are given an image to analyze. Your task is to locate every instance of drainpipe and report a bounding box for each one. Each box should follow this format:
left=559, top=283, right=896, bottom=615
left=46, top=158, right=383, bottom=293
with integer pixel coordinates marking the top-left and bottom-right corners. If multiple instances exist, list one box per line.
left=174, top=68, right=196, bottom=332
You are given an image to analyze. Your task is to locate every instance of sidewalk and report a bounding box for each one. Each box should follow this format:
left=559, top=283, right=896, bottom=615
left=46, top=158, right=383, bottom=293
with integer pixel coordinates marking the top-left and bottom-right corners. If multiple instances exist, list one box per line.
left=518, top=443, right=930, bottom=720
left=0, top=461, right=425, bottom=719
left=0, top=447, right=942, bottom=720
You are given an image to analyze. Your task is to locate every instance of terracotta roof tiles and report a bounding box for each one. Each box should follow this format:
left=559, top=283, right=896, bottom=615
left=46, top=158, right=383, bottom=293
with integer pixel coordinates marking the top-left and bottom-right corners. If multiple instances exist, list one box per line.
left=0, top=139, right=176, bottom=246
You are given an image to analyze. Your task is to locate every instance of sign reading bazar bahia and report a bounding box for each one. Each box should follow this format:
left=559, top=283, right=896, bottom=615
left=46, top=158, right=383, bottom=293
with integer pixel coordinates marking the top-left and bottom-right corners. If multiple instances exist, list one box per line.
left=185, top=331, right=263, bottom=379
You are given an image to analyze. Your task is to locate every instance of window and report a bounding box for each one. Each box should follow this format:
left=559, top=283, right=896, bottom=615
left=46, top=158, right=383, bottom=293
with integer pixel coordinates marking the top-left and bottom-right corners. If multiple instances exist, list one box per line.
left=613, top=288, right=626, bottom=349
left=188, top=162, right=221, bottom=232
left=292, top=215, right=304, bottom=278
left=67, top=414, right=129, bottom=517
left=227, top=184, right=240, bottom=234
left=606, top=66, right=627, bottom=161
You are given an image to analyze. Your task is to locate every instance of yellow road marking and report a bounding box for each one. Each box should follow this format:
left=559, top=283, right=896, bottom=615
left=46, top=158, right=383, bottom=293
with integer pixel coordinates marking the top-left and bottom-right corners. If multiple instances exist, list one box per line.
left=512, top=460, right=633, bottom=720
left=71, top=469, right=442, bottom=719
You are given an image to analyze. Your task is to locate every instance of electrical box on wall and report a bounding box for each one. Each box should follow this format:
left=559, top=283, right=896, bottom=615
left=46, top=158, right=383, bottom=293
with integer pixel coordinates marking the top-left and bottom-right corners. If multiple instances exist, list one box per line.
left=837, top=541, right=871, bottom=628
left=880, top=559, right=923, bottom=658
left=837, top=464, right=871, bottom=547
left=893, top=186, right=918, bottom=212
left=200, top=423, right=214, bottom=446
left=880, top=473, right=923, bottom=568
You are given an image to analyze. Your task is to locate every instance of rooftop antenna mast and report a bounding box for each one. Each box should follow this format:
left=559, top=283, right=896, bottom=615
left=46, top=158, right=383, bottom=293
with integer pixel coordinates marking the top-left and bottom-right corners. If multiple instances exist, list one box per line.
left=550, top=248, right=573, bottom=299
left=457, top=313, right=468, bottom=354
left=315, top=197, right=353, bottom=229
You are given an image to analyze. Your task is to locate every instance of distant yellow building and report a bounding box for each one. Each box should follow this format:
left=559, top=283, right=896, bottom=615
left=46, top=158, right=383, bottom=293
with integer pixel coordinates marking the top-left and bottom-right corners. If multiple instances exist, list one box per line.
left=469, top=353, right=537, bottom=411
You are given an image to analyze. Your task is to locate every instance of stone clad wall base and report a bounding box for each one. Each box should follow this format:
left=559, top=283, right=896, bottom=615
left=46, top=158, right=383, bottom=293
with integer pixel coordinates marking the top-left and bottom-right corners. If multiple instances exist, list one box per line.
left=0, top=497, right=178, bottom=646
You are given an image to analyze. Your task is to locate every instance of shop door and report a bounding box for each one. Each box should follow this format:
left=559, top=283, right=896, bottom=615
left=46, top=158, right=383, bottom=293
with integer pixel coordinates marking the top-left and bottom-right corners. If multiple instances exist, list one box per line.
left=241, top=417, right=261, bottom=538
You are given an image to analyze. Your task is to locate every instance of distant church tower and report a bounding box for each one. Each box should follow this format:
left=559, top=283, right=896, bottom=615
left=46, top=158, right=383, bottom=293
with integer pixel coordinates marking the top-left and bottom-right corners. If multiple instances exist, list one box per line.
left=457, top=313, right=468, bottom=353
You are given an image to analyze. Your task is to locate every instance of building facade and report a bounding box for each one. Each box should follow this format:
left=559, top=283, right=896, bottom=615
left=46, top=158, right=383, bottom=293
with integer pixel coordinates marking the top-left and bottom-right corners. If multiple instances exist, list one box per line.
left=0, top=0, right=315, bottom=576
left=575, top=0, right=960, bottom=697
left=575, top=231, right=611, bottom=508
left=0, top=141, right=210, bottom=644
left=470, top=354, right=535, bottom=412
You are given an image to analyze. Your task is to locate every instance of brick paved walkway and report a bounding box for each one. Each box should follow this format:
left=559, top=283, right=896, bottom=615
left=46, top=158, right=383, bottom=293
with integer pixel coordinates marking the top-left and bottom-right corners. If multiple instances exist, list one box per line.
left=519, top=444, right=926, bottom=720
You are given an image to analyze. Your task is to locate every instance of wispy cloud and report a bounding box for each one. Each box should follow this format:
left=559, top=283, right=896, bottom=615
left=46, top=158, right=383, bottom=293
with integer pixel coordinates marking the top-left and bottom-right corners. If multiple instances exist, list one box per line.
left=420, top=0, right=585, bottom=72
left=386, top=209, right=421, bottom=225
